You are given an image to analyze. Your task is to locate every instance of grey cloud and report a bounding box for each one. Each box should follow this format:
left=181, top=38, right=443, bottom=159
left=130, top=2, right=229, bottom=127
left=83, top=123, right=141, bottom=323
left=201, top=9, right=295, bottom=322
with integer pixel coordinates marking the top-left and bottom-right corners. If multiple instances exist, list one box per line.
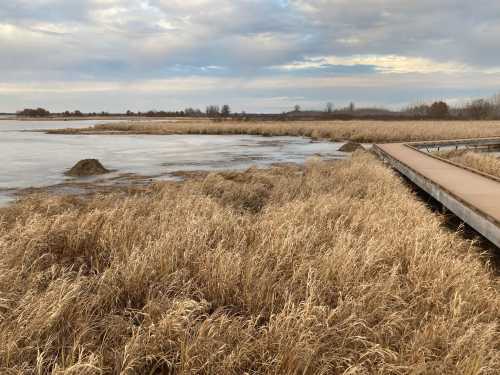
left=1, top=0, right=500, bottom=111
left=3, top=0, right=500, bottom=75
left=289, top=0, right=500, bottom=66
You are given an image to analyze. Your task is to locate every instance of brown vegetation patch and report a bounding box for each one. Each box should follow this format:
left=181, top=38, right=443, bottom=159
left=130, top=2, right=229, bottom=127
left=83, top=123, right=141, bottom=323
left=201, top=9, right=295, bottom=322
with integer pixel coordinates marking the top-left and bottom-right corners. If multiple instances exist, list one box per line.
left=201, top=168, right=275, bottom=213
left=169, top=170, right=211, bottom=180
left=66, top=159, right=110, bottom=177
left=47, top=119, right=500, bottom=143
left=0, top=153, right=499, bottom=373
left=339, top=141, right=364, bottom=152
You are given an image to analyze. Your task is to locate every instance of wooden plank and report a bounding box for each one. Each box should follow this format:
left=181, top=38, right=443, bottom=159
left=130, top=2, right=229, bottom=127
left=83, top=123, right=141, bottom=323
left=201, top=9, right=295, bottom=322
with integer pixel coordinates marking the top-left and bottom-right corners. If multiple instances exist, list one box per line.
left=374, top=143, right=500, bottom=248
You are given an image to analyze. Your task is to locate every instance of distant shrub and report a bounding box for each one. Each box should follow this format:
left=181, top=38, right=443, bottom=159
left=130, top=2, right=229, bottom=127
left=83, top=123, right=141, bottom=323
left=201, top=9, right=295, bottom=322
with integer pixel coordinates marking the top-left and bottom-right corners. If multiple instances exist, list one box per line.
left=429, top=101, right=450, bottom=119
left=16, top=108, right=50, bottom=117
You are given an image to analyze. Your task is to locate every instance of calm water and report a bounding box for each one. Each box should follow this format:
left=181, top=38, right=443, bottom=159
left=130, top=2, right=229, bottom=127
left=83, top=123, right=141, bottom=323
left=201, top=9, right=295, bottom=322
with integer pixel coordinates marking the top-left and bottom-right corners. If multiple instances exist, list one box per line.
left=0, top=120, right=347, bottom=205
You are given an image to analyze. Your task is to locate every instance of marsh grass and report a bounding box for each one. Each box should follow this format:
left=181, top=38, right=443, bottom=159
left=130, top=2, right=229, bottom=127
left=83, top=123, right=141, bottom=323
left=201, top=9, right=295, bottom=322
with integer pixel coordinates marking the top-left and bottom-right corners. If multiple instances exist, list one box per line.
left=49, top=119, right=500, bottom=143
left=0, top=153, right=499, bottom=374
left=436, top=150, right=500, bottom=179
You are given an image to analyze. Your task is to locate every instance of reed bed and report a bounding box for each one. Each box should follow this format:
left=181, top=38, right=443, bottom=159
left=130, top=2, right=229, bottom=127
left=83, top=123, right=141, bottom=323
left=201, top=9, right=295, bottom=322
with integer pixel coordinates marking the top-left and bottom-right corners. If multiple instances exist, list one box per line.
left=0, top=152, right=499, bottom=374
left=436, top=150, right=500, bottom=179
left=49, top=119, right=500, bottom=143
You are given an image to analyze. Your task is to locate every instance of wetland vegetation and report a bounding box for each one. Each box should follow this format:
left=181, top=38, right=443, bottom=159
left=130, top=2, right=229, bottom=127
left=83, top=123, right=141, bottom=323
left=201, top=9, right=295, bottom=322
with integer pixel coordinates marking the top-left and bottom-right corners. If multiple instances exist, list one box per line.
left=1, top=152, right=499, bottom=373
left=48, top=119, right=500, bottom=143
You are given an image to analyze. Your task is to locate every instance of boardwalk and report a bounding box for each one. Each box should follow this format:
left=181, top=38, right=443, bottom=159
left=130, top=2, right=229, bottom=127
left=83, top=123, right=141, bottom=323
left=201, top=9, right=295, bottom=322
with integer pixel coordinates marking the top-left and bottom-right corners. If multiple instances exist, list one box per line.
left=374, top=142, right=500, bottom=248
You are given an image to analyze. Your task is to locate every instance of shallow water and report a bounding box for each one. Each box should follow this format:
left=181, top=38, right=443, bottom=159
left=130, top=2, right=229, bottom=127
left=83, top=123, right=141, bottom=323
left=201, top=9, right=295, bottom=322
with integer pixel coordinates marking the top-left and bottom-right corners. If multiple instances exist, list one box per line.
left=0, top=120, right=347, bottom=204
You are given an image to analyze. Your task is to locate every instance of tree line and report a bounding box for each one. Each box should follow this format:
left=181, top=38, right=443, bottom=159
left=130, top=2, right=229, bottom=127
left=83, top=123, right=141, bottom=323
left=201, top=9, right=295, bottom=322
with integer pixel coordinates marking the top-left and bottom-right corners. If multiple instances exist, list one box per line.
left=15, top=94, right=500, bottom=120
left=404, top=94, right=500, bottom=120
left=16, top=108, right=51, bottom=117
left=16, top=105, right=233, bottom=118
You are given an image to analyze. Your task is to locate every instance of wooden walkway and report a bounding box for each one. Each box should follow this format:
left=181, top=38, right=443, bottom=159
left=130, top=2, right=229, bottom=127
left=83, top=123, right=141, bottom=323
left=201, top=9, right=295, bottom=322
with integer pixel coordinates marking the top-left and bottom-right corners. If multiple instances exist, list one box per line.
left=374, top=142, right=500, bottom=248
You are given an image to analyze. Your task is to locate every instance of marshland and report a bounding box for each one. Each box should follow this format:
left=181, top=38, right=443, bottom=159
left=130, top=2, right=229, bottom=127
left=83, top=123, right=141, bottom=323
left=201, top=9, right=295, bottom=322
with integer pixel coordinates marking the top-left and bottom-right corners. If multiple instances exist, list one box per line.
left=49, top=119, right=500, bottom=143
left=3, top=0, right=500, bottom=373
left=1, top=118, right=500, bottom=373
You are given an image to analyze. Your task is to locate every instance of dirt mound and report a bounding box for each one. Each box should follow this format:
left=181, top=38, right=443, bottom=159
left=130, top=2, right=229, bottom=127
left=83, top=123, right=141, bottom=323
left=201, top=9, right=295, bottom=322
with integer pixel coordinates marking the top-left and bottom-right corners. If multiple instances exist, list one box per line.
left=66, top=159, right=110, bottom=177
left=339, top=141, right=364, bottom=152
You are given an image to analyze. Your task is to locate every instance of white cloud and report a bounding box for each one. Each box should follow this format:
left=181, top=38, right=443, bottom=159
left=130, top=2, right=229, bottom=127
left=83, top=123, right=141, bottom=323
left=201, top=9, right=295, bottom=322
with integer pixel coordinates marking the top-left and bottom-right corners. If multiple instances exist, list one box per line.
left=276, top=55, right=475, bottom=74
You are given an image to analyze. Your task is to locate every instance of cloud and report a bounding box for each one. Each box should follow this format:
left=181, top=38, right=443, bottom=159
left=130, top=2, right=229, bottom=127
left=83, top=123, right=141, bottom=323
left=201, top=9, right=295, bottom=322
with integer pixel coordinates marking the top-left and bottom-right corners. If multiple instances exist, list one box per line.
left=289, top=0, right=500, bottom=67
left=1, top=0, right=500, bottom=111
left=274, top=55, right=475, bottom=74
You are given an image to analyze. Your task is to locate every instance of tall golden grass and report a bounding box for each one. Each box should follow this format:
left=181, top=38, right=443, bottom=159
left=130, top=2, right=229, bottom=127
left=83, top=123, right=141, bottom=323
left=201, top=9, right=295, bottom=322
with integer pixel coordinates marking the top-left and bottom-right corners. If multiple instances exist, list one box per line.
left=49, top=119, right=500, bottom=143
left=0, top=152, right=499, bottom=373
left=436, top=150, right=500, bottom=179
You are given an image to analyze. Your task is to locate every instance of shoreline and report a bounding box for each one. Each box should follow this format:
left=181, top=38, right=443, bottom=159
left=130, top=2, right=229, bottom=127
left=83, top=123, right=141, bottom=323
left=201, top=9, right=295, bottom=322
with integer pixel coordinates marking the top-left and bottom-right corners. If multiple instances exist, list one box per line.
left=0, top=160, right=314, bottom=207
left=41, top=119, right=500, bottom=143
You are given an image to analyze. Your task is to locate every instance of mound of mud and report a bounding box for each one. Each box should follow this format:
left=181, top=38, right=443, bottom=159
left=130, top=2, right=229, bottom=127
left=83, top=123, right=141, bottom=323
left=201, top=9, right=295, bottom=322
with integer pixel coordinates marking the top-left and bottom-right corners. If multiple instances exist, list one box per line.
left=339, top=141, right=364, bottom=152
left=66, top=159, right=110, bottom=177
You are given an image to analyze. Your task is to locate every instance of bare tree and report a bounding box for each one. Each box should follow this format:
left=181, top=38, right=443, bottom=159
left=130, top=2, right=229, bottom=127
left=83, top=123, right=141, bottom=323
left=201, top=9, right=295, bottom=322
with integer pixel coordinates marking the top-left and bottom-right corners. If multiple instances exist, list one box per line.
left=492, top=93, right=500, bottom=118
left=294, top=105, right=301, bottom=112
left=185, top=108, right=203, bottom=117
left=206, top=105, right=220, bottom=117
left=221, top=104, right=231, bottom=117
left=463, top=99, right=493, bottom=120
left=405, top=102, right=430, bottom=117
left=326, top=102, right=334, bottom=113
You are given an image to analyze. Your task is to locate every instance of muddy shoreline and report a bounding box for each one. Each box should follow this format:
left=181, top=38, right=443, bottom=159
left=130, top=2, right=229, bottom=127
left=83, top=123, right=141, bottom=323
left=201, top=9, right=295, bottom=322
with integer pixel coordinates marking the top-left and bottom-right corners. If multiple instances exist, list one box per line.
left=0, top=160, right=317, bottom=206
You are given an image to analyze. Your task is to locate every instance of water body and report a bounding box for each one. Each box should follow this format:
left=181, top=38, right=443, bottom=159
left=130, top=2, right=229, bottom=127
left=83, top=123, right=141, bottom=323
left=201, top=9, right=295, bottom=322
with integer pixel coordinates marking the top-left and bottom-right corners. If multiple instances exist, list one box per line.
left=0, top=120, right=348, bottom=205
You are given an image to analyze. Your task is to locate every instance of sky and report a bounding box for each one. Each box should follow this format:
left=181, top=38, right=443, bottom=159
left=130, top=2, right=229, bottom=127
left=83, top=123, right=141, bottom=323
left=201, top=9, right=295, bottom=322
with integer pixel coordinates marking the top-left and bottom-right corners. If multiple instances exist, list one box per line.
left=1, top=0, right=500, bottom=113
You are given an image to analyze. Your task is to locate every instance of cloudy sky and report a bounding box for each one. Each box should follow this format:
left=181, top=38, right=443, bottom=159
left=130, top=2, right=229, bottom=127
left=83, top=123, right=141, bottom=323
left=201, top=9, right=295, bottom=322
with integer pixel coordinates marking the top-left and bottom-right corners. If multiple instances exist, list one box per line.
left=1, top=0, right=500, bottom=113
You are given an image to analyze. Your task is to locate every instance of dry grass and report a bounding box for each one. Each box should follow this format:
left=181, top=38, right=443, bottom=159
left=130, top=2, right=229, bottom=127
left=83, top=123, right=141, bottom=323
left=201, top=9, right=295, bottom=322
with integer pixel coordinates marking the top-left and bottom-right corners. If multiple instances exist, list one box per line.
left=436, top=150, right=500, bottom=179
left=48, top=119, right=500, bottom=143
left=0, top=152, right=499, bottom=374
